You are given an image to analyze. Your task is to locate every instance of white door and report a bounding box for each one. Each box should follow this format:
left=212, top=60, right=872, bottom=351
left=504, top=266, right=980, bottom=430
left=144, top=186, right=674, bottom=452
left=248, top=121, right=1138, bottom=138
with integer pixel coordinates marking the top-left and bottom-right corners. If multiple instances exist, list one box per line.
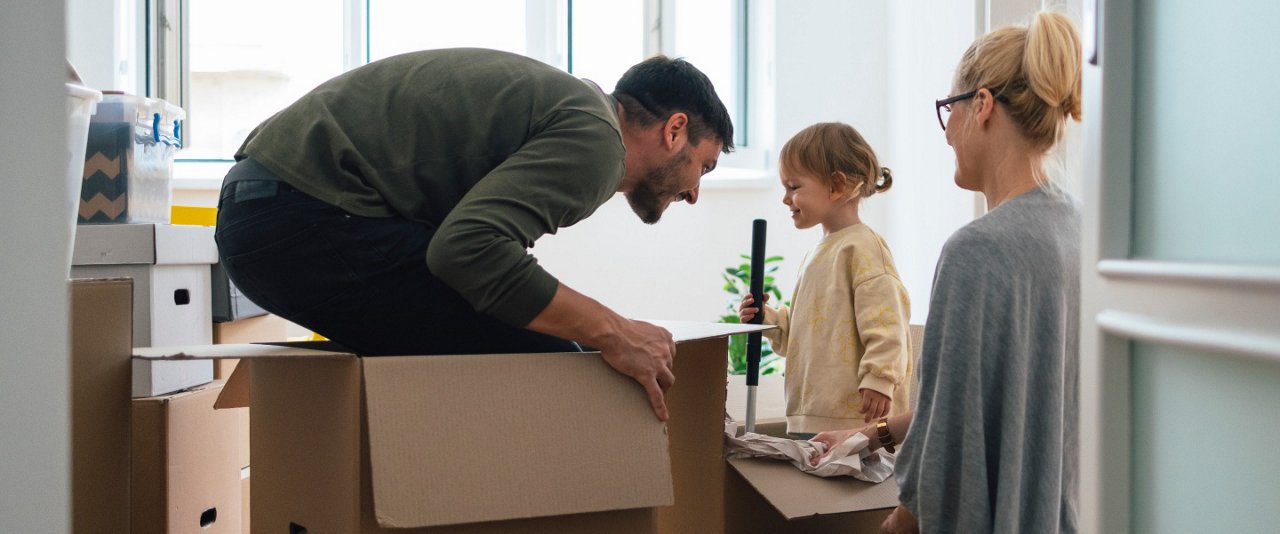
left=1080, top=1, right=1280, bottom=532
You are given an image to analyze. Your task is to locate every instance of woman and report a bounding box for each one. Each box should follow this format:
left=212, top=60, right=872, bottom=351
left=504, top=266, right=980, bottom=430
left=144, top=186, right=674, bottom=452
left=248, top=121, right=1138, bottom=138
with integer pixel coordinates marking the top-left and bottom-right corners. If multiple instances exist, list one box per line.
left=814, top=11, right=1083, bottom=533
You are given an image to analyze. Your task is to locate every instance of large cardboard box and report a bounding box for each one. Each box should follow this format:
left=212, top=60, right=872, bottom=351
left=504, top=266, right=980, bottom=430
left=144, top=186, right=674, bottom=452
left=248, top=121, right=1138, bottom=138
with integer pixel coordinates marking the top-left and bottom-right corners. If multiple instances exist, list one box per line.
left=70, top=278, right=134, bottom=534
left=134, top=321, right=768, bottom=532
left=72, top=223, right=216, bottom=396
left=131, top=381, right=243, bottom=534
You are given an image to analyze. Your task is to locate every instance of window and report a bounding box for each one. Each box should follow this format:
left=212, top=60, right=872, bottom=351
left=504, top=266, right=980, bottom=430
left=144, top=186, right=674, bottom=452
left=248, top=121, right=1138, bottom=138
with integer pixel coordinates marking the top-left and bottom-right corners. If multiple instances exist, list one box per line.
left=185, top=0, right=345, bottom=162
left=163, top=0, right=770, bottom=184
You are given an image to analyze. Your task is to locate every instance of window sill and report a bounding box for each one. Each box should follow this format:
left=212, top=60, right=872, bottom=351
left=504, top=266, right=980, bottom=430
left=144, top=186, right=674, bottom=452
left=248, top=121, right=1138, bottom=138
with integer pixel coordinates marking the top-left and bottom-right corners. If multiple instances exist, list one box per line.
left=173, top=160, right=234, bottom=191
left=701, top=167, right=775, bottom=189
left=172, top=163, right=776, bottom=191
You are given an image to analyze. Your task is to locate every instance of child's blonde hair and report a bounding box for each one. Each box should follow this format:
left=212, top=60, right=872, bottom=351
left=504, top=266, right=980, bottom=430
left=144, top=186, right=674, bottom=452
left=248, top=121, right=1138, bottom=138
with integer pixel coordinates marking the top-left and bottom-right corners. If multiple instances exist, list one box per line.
left=778, top=122, right=892, bottom=200
left=954, top=11, right=1083, bottom=152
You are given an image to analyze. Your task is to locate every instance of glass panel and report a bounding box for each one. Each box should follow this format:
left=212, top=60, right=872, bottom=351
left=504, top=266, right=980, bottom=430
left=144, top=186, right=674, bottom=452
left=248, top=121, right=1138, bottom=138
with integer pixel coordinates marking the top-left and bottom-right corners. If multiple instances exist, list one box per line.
left=186, top=0, right=345, bottom=160
left=368, top=0, right=528, bottom=62
left=673, top=0, right=742, bottom=147
left=1131, top=0, right=1280, bottom=263
left=569, top=0, right=643, bottom=93
left=1130, top=342, right=1280, bottom=533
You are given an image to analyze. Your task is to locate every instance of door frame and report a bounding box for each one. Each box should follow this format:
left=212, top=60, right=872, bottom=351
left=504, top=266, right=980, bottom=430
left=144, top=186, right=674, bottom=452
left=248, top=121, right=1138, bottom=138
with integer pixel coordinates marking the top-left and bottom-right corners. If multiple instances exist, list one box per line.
left=1079, top=1, right=1280, bottom=531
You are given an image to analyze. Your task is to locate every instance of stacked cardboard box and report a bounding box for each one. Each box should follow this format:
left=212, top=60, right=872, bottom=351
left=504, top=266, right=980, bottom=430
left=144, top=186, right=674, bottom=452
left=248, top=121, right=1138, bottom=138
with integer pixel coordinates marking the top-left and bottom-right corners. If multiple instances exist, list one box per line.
left=131, top=382, right=243, bottom=533
left=72, top=223, right=216, bottom=396
left=71, top=278, right=247, bottom=533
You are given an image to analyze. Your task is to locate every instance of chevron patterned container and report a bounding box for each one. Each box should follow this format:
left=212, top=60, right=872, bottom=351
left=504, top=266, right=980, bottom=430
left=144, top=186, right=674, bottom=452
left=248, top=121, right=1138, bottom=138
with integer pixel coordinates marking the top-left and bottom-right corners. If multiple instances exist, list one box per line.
left=80, top=93, right=184, bottom=224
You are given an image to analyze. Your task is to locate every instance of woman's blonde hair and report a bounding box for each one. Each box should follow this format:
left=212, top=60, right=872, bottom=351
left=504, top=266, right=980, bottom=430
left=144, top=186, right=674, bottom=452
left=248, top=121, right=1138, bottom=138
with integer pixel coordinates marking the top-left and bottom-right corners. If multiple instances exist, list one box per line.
left=778, top=122, right=892, bottom=200
left=954, top=11, right=1083, bottom=151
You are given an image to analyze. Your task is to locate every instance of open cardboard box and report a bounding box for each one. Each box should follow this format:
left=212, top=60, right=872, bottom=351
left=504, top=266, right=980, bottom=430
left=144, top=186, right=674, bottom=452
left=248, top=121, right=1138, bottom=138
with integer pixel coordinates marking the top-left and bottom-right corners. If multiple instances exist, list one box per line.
left=713, top=327, right=924, bottom=533
left=135, top=321, right=771, bottom=533
left=657, top=327, right=900, bottom=533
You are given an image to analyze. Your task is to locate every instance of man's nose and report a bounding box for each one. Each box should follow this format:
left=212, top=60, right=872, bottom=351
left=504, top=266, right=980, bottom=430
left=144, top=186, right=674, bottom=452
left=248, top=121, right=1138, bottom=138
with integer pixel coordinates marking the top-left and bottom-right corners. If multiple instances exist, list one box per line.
left=684, top=186, right=699, bottom=205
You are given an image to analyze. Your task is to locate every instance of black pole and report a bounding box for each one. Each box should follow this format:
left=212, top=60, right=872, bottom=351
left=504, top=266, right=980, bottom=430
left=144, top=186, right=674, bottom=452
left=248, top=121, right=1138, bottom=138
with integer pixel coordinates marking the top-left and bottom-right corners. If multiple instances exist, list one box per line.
left=746, top=219, right=767, bottom=387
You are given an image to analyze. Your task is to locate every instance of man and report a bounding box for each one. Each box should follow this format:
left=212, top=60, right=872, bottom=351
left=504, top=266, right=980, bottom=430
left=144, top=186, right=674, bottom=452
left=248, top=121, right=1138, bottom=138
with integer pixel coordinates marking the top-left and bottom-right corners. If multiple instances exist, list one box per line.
left=214, top=48, right=733, bottom=421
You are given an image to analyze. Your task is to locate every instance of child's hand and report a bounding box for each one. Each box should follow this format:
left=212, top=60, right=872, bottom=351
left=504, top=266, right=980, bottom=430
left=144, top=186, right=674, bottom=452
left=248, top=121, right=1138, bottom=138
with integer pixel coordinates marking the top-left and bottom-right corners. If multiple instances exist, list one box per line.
left=737, top=293, right=770, bottom=323
left=859, top=388, right=891, bottom=422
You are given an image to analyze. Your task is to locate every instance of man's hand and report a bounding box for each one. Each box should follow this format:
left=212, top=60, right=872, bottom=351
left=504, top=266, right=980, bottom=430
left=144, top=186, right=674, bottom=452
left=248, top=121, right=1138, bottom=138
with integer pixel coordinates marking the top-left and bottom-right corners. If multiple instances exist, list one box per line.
left=524, top=284, right=677, bottom=422
left=598, top=319, right=677, bottom=421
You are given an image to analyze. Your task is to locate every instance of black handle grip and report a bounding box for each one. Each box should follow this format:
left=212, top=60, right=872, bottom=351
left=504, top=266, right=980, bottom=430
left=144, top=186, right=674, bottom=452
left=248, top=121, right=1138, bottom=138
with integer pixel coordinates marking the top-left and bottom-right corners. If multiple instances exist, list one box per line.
left=746, top=219, right=767, bottom=386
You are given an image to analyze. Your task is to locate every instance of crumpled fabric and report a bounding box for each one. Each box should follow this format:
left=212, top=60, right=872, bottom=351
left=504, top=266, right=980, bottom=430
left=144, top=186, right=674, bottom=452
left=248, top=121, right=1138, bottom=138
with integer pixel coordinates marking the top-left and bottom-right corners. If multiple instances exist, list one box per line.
left=723, top=418, right=895, bottom=482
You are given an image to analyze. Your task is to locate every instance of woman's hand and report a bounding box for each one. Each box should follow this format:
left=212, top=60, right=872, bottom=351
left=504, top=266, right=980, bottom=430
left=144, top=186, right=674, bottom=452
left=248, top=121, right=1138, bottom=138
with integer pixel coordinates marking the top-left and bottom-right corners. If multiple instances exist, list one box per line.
left=880, top=505, right=920, bottom=534
left=737, top=293, right=769, bottom=323
left=860, top=388, right=891, bottom=422
left=809, top=423, right=876, bottom=466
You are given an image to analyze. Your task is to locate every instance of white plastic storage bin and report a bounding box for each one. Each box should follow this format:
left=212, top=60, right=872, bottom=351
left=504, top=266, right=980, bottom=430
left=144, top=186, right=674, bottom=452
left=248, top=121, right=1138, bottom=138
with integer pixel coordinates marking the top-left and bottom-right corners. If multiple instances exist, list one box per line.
left=71, top=223, right=216, bottom=397
left=65, top=83, right=103, bottom=271
left=80, top=93, right=184, bottom=224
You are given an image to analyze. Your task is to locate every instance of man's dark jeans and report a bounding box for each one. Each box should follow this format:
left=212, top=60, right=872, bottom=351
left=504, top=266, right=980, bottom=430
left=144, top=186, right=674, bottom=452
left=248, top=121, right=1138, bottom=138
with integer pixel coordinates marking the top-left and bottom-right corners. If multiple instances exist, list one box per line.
left=214, top=158, right=579, bottom=356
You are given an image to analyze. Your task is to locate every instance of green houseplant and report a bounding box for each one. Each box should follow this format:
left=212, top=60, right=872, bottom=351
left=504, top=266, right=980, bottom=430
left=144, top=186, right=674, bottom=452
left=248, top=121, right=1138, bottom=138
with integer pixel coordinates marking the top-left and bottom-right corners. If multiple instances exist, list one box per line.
left=720, top=254, right=787, bottom=375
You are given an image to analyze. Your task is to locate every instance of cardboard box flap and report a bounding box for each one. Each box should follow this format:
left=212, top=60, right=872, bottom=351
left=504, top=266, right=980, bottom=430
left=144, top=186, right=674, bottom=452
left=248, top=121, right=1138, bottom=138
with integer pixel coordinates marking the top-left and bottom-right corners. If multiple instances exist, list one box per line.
left=133, top=343, right=355, bottom=361
left=363, top=352, right=673, bottom=528
left=649, top=320, right=773, bottom=343
left=727, top=458, right=898, bottom=519
left=213, top=360, right=251, bottom=410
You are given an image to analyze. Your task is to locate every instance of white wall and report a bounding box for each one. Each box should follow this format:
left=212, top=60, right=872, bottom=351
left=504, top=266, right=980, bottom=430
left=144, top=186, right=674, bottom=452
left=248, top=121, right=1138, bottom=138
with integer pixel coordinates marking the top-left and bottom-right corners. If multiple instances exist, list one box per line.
left=881, top=1, right=981, bottom=323
left=66, top=0, right=141, bottom=93
left=1, top=2, right=72, bottom=532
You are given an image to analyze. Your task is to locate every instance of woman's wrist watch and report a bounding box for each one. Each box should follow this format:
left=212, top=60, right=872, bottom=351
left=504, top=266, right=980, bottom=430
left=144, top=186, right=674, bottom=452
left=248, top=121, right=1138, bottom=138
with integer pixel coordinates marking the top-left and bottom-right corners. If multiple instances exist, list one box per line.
left=875, top=418, right=896, bottom=453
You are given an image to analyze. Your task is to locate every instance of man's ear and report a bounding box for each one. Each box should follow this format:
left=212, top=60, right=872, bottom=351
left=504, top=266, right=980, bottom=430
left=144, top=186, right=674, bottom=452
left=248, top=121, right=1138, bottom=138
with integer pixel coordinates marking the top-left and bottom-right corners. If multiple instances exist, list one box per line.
left=662, top=112, right=689, bottom=151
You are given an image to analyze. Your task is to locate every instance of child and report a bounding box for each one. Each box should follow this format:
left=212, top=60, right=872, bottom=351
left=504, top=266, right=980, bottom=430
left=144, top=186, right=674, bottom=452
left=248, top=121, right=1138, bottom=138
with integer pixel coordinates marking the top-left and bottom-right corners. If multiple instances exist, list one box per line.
left=739, top=122, right=912, bottom=438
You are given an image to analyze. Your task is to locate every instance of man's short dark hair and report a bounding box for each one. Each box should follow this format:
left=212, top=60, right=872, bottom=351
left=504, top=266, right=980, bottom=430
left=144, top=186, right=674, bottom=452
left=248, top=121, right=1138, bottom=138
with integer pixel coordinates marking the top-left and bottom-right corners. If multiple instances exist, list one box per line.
left=613, top=55, right=735, bottom=153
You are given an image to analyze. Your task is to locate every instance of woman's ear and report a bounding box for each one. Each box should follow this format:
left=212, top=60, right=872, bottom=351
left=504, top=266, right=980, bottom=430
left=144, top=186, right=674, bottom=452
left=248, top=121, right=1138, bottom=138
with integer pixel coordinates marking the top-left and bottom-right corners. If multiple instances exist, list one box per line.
left=973, top=88, right=996, bottom=127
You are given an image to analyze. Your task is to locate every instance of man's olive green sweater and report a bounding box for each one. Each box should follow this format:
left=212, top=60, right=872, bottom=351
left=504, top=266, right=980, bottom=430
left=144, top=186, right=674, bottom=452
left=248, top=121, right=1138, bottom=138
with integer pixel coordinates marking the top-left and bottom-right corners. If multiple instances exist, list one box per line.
left=237, top=48, right=625, bottom=327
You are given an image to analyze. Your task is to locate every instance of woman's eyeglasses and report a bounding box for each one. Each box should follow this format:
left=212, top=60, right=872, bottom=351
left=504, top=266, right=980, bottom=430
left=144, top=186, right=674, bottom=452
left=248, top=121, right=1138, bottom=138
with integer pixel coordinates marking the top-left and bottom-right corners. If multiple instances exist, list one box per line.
left=935, top=89, right=1010, bottom=131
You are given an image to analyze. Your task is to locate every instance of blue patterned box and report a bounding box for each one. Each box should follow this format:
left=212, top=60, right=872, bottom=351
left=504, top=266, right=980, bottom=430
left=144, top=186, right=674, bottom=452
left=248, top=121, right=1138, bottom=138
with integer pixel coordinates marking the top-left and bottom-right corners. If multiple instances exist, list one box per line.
left=80, top=93, right=184, bottom=224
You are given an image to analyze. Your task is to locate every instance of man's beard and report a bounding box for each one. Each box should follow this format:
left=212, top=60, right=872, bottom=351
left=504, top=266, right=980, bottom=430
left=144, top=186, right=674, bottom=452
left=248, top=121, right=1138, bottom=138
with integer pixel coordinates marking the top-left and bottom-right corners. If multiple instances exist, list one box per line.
left=625, top=147, right=691, bottom=225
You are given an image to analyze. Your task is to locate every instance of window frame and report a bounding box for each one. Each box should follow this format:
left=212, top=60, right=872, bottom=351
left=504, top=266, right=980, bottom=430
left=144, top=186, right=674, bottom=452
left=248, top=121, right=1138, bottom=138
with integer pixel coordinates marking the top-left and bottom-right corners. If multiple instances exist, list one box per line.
left=157, top=0, right=772, bottom=187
